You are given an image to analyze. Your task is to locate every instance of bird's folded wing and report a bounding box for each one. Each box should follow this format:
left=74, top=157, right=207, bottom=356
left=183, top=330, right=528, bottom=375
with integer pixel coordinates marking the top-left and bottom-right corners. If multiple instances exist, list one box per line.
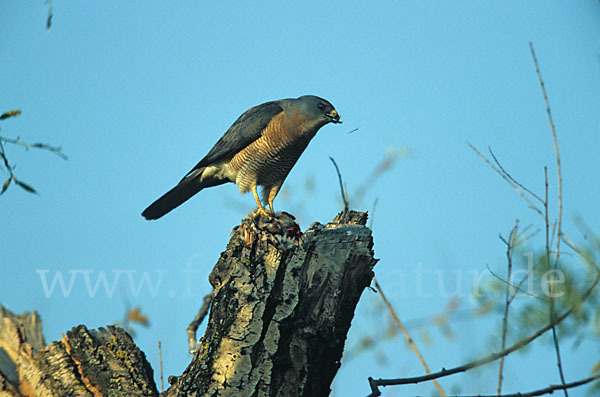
left=181, top=100, right=285, bottom=181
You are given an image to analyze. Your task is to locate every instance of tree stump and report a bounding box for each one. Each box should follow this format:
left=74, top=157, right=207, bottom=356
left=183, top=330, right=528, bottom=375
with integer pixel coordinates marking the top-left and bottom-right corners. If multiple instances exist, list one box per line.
left=166, top=210, right=377, bottom=396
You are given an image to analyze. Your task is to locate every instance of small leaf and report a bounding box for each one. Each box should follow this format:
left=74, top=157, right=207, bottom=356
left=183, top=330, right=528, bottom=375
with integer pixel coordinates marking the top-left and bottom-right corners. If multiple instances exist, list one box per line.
left=592, top=361, right=600, bottom=374
left=126, top=307, right=150, bottom=326
left=0, top=110, right=22, bottom=120
left=13, top=177, right=37, bottom=194
left=1, top=177, right=11, bottom=194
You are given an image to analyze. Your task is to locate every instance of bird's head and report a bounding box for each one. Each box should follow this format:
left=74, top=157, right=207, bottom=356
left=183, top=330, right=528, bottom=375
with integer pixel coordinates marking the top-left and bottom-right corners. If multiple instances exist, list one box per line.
left=294, top=95, right=341, bottom=126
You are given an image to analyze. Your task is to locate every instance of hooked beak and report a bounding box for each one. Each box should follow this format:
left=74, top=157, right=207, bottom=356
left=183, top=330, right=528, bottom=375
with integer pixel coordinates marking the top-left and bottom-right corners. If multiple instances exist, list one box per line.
left=325, top=109, right=342, bottom=124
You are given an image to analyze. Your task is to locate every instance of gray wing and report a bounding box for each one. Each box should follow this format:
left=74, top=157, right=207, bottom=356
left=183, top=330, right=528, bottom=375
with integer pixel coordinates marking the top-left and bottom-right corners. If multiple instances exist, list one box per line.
left=182, top=100, right=285, bottom=180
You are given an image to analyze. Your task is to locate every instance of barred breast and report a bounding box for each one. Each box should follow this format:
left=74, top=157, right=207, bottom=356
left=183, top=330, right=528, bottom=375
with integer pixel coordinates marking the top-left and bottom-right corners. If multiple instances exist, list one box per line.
left=228, top=114, right=315, bottom=194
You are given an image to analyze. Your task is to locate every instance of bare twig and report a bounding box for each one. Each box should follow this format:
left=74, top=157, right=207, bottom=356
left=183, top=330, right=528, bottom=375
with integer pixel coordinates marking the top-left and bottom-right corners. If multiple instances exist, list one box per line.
left=468, top=142, right=600, bottom=276
left=544, top=167, right=568, bottom=396
left=544, top=168, right=551, bottom=291
left=158, top=340, right=164, bottom=392
left=497, top=222, right=519, bottom=395
left=0, top=140, right=11, bottom=174
left=0, top=110, right=68, bottom=195
left=0, top=139, right=38, bottom=195
left=486, top=264, right=541, bottom=300
left=468, top=142, right=543, bottom=217
left=367, top=272, right=600, bottom=392
left=530, top=41, right=568, bottom=395
left=0, top=135, right=68, bottom=160
left=489, top=148, right=544, bottom=204
left=329, top=156, right=349, bottom=213
left=186, top=293, right=213, bottom=352
left=529, top=43, right=563, bottom=253
left=372, top=277, right=447, bottom=396
left=456, top=372, right=600, bottom=397
left=519, top=227, right=541, bottom=247
left=486, top=226, right=543, bottom=302
left=368, top=198, right=378, bottom=230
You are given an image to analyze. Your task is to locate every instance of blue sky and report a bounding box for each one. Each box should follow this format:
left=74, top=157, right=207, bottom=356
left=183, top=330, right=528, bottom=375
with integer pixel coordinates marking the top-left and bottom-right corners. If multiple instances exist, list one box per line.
left=2, top=2, right=600, bottom=396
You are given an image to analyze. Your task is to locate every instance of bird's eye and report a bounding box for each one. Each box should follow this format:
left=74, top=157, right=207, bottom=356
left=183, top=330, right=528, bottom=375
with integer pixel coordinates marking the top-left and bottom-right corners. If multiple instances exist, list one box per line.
left=317, top=103, right=325, bottom=110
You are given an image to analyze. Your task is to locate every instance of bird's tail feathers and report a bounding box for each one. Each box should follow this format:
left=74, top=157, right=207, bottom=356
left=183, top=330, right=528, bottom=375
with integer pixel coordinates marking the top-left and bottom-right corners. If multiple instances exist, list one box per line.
left=142, top=168, right=227, bottom=220
left=141, top=178, right=203, bottom=220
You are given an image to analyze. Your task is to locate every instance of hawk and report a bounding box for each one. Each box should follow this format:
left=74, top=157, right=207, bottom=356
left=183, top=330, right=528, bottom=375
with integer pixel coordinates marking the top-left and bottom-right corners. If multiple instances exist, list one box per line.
left=142, top=95, right=341, bottom=220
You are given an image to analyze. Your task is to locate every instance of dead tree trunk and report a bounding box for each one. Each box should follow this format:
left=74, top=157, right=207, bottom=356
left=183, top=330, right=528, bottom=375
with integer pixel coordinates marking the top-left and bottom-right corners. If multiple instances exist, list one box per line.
left=166, top=210, right=376, bottom=396
left=0, top=210, right=376, bottom=397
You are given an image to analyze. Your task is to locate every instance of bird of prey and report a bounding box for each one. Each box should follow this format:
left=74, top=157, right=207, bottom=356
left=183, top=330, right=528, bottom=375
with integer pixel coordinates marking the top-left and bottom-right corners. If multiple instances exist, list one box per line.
left=142, top=95, right=341, bottom=220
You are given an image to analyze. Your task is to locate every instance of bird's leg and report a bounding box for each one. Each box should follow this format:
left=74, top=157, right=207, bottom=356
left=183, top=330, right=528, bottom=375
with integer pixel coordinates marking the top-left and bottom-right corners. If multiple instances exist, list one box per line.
left=251, top=185, right=272, bottom=217
left=267, top=185, right=281, bottom=213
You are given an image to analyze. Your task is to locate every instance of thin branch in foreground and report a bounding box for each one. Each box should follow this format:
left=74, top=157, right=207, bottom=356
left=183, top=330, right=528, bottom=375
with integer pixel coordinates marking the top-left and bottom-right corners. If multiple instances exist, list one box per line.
left=530, top=41, right=568, bottom=396
left=186, top=293, right=213, bottom=352
left=458, top=372, right=600, bottom=397
left=371, top=277, right=447, bottom=397
left=366, top=272, right=600, bottom=393
left=329, top=156, right=349, bottom=213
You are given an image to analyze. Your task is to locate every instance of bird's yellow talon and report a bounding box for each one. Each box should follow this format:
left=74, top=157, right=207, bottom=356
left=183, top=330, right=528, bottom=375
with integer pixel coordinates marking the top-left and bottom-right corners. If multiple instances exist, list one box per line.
left=255, top=207, right=273, bottom=218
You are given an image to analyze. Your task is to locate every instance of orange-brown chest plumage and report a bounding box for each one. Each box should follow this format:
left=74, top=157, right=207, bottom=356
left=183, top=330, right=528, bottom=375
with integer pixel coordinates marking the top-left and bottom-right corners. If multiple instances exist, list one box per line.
left=227, top=110, right=315, bottom=194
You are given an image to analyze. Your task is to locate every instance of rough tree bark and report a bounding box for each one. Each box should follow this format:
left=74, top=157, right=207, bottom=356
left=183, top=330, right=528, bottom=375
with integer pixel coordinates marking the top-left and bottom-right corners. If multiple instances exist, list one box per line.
left=0, top=210, right=377, bottom=397
left=0, top=306, right=158, bottom=397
